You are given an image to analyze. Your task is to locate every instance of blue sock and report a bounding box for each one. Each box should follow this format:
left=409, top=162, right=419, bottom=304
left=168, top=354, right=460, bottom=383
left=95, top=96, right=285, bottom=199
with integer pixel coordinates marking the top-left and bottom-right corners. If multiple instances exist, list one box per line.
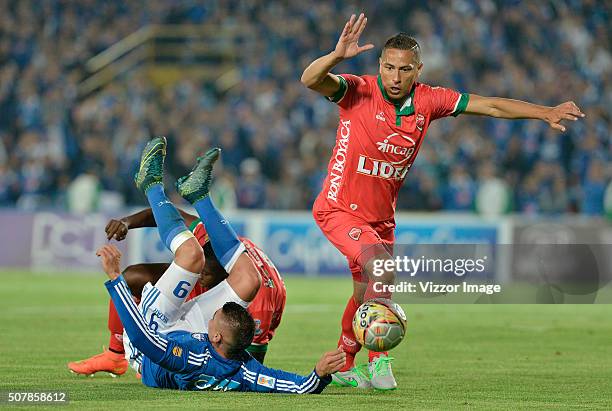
left=193, top=196, right=243, bottom=270
left=145, top=184, right=188, bottom=251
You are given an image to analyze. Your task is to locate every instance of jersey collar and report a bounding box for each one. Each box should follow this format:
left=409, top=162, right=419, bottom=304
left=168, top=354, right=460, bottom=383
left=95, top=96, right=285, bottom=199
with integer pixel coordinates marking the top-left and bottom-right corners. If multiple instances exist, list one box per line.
left=377, top=75, right=415, bottom=118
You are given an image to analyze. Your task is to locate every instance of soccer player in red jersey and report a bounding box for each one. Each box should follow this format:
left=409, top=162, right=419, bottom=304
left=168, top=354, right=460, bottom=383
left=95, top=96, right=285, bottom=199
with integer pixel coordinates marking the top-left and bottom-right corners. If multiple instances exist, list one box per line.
left=68, top=207, right=286, bottom=376
left=301, top=13, right=585, bottom=390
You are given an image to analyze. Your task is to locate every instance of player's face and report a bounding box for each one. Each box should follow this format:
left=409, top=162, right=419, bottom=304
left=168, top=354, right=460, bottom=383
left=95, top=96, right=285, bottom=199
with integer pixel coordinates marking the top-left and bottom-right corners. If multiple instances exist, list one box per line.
left=379, top=48, right=422, bottom=101
left=208, top=309, right=222, bottom=341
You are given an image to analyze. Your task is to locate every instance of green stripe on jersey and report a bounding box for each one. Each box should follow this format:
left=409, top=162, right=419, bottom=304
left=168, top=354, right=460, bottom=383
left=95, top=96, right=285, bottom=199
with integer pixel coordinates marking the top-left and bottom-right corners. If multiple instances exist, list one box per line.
left=188, top=218, right=202, bottom=233
left=452, top=93, right=470, bottom=116
left=246, top=344, right=268, bottom=353
left=327, top=75, right=348, bottom=103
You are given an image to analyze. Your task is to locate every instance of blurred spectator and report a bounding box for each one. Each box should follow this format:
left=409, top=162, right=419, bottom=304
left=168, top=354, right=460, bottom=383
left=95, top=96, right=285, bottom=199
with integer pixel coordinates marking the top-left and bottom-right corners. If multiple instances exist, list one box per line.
left=236, top=158, right=267, bottom=209
left=0, top=0, right=609, bottom=216
left=581, top=160, right=606, bottom=215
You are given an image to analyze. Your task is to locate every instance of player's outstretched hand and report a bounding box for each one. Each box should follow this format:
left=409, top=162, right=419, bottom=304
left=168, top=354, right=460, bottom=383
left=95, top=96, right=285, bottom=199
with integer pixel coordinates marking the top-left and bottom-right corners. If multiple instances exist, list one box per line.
left=333, top=13, right=374, bottom=60
left=543, top=101, right=585, bottom=132
left=96, top=244, right=122, bottom=280
left=105, top=218, right=129, bottom=241
left=314, top=347, right=346, bottom=378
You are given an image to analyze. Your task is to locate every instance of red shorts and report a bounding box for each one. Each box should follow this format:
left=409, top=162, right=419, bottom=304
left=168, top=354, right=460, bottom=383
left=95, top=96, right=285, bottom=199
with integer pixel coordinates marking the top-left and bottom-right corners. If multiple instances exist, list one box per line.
left=313, top=208, right=395, bottom=282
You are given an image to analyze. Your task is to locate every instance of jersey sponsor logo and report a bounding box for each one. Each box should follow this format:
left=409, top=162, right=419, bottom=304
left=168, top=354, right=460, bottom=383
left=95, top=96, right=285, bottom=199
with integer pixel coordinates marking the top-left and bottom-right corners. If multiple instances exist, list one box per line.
left=342, top=335, right=357, bottom=347
left=257, top=374, right=276, bottom=388
left=416, top=113, right=425, bottom=131
left=376, top=133, right=416, bottom=156
left=358, top=133, right=416, bottom=180
left=348, top=227, right=362, bottom=241
left=327, top=119, right=351, bottom=202
left=357, top=156, right=411, bottom=180
left=191, top=333, right=206, bottom=341
left=172, top=346, right=183, bottom=357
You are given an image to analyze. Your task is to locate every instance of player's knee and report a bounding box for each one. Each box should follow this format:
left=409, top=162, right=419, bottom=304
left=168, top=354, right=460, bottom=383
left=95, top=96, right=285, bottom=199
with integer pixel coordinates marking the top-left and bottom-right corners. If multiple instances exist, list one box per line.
left=175, top=238, right=205, bottom=273
left=363, top=255, right=395, bottom=285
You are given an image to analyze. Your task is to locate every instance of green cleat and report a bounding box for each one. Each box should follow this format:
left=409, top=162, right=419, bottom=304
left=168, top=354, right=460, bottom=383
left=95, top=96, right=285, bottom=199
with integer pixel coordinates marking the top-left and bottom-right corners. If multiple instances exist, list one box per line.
left=176, top=147, right=221, bottom=204
left=134, top=136, right=167, bottom=193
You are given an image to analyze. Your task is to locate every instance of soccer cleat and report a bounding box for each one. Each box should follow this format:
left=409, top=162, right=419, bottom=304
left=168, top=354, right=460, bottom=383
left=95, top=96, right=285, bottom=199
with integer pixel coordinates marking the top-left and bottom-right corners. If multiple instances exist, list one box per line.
left=134, top=136, right=167, bottom=193
left=68, top=349, right=128, bottom=377
left=175, top=148, right=221, bottom=203
left=368, top=354, right=397, bottom=390
left=330, top=364, right=372, bottom=389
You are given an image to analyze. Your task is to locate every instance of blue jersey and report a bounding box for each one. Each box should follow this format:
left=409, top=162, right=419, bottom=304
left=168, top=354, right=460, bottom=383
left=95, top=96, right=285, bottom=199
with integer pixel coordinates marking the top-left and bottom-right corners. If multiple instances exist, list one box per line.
left=106, top=276, right=331, bottom=393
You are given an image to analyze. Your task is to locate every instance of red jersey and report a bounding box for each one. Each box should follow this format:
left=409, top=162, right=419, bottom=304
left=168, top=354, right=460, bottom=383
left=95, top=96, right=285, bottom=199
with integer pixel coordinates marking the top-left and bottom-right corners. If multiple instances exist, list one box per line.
left=314, top=74, right=469, bottom=223
left=189, top=220, right=286, bottom=345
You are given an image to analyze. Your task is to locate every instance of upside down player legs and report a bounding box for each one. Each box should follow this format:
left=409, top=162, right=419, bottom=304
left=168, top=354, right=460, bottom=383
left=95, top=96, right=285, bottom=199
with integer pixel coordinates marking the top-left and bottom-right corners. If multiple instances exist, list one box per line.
left=95, top=137, right=344, bottom=393
left=301, top=13, right=584, bottom=390
left=69, top=153, right=287, bottom=376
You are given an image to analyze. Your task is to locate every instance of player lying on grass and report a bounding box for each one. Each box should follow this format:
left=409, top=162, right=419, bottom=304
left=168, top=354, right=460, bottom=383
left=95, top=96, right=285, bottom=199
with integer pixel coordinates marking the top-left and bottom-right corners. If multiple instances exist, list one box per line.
left=97, top=136, right=344, bottom=392
left=301, top=13, right=585, bottom=389
left=68, top=206, right=285, bottom=376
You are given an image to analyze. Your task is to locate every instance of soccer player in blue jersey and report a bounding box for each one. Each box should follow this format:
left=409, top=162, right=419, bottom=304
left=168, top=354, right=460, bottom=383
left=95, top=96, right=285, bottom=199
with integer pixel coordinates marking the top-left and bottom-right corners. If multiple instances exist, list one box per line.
left=98, top=136, right=344, bottom=392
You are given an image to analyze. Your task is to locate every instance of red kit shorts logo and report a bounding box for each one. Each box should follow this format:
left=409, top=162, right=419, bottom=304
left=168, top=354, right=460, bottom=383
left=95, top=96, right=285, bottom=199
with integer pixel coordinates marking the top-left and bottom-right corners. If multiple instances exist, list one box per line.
left=342, top=335, right=357, bottom=347
left=348, top=227, right=362, bottom=241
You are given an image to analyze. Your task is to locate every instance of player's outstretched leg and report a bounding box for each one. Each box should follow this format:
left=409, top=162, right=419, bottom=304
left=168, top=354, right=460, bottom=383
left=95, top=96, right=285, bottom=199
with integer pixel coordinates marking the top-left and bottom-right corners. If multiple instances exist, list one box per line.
left=176, top=148, right=245, bottom=274
left=363, top=254, right=397, bottom=390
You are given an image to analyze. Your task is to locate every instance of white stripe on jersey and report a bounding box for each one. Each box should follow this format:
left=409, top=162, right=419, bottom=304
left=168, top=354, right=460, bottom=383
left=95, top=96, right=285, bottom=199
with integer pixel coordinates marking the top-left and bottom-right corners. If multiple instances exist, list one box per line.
left=451, top=94, right=462, bottom=114
left=141, top=288, right=160, bottom=316
left=275, top=373, right=318, bottom=393
left=115, top=282, right=167, bottom=351
left=241, top=365, right=257, bottom=377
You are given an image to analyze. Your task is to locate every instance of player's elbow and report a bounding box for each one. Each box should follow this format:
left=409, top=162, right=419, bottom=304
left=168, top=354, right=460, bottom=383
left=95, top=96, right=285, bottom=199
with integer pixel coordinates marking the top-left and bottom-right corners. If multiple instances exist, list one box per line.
left=300, top=71, right=320, bottom=89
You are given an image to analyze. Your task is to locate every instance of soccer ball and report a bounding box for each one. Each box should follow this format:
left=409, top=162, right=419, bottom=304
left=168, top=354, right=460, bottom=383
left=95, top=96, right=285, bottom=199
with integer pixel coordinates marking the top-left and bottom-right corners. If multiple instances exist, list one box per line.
left=352, top=298, right=407, bottom=352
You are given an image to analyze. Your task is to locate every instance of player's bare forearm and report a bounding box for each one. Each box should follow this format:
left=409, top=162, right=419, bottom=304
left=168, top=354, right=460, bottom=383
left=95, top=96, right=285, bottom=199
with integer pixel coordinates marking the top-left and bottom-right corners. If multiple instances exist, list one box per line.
left=300, top=52, right=344, bottom=96
left=106, top=208, right=197, bottom=241
left=465, top=95, right=585, bottom=132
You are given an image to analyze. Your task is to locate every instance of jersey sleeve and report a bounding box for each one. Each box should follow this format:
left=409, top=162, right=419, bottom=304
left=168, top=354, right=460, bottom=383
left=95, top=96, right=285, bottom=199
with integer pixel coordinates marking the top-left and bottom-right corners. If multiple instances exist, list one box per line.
left=426, top=86, right=470, bottom=120
left=105, top=276, right=201, bottom=374
left=237, top=356, right=331, bottom=394
left=188, top=218, right=209, bottom=247
left=327, top=74, right=369, bottom=109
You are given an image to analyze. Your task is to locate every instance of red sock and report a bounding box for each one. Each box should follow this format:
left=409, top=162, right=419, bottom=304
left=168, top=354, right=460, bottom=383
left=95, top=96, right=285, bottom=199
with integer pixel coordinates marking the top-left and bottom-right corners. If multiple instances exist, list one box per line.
left=338, top=296, right=362, bottom=371
left=107, top=300, right=125, bottom=354
left=369, top=350, right=388, bottom=362
left=364, top=279, right=392, bottom=301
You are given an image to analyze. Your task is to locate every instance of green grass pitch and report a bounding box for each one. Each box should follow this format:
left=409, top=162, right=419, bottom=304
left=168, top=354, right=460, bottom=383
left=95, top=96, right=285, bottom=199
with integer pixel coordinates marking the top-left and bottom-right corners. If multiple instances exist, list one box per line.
left=0, top=270, right=611, bottom=410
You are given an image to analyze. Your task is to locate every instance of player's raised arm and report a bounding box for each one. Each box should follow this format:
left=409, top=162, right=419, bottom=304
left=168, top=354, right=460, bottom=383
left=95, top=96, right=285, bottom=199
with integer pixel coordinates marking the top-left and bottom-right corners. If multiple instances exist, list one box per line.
left=464, top=95, right=585, bottom=132
left=106, top=208, right=198, bottom=241
left=300, top=13, right=374, bottom=97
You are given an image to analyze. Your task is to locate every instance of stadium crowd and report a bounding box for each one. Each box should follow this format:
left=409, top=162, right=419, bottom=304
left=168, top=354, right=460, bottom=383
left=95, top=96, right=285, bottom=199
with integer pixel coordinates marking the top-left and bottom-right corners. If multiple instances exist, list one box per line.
left=0, top=0, right=609, bottom=215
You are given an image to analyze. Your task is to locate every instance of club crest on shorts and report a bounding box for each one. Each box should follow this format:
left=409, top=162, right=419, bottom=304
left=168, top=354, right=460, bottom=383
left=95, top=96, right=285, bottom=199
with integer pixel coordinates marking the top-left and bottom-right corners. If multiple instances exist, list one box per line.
left=342, top=335, right=357, bottom=347
left=416, top=113, right=425, bottom=131
left=348, top=227, right=362, bottom=241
